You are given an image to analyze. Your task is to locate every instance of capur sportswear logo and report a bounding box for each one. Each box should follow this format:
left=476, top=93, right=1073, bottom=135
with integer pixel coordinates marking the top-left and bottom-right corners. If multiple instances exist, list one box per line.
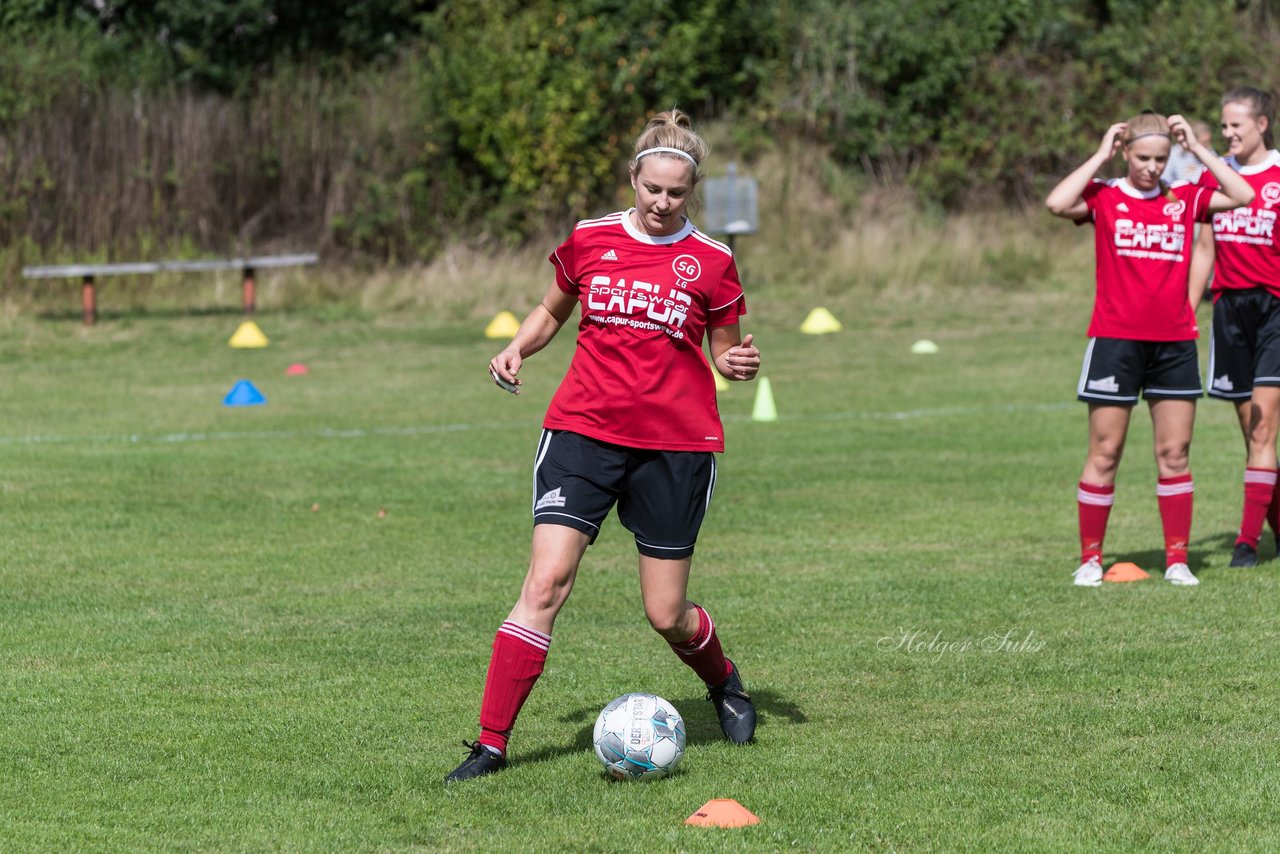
left=1087, top=376, right=1120, bottom=393
left=535, top=487, right=567, bottom=510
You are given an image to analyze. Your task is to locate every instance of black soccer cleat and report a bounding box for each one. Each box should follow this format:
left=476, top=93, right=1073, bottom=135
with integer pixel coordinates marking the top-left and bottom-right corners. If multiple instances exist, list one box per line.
left=707, top=660, right=756, bottom=744
left=444, top=741, right=507, bottom=783
left=1230, top=542, right=1258, bottom=568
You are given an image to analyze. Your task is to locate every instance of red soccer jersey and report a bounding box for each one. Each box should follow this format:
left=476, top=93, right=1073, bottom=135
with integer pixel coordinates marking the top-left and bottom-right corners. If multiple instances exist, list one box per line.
left=543, top=210, right=746, bottom=452
left=1082, top=178, right=1213, bottom=341
left=1198, top=151, right=1280, bottom=298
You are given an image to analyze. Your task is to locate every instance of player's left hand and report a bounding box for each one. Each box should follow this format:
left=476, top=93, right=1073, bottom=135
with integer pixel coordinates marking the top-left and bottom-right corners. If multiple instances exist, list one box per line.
left=724, top=333, right=760, bottom=381
left=1168, top=115, right=1197, bottom=153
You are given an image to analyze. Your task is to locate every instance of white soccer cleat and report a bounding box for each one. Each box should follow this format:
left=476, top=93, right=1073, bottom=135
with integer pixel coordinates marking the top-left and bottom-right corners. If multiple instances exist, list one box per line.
left=1073, top=556, right=1104, bottom=587
left=1164, top=563, right=1200, bottom=586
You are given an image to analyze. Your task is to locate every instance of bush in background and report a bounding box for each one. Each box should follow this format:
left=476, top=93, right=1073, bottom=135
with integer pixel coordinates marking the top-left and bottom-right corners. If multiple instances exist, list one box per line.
left=3, top=0, right=1280, bottom=277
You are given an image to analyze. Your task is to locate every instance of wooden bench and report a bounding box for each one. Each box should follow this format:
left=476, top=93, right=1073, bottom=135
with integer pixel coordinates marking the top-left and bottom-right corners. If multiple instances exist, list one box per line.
left=21, top=253, right=319, bottom=325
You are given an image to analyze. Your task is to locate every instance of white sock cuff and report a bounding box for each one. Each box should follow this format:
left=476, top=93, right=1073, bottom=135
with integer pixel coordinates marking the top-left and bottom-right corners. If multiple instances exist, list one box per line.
left=498, top=620, right=551, bottom=653
left=1156, top=479, right=1194, bottom=497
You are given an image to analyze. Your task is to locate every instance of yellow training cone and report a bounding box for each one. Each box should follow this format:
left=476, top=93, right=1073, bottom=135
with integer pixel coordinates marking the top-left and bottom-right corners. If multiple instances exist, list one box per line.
left=485, top=311, right=521, bottom=339
left=800, top=307, right=842, bottom=335
left=229, top=320, right=269, bottom=348
left=751, top=377, right=777, bottom=422
left=911, top=339, right=940, bottom=355
left=711, top=361, right=730, bottom=392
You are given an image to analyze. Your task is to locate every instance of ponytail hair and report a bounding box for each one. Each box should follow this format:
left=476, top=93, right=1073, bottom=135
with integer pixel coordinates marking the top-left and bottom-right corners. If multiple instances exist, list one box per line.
left=630, top=109, right=709, bottom=183
left=1223, top=86, right=1275, bottom=149
left=1122, top=110, right=1171, bottom=147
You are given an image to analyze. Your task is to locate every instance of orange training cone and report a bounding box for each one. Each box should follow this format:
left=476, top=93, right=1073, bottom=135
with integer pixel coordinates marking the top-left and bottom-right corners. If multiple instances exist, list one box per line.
left=685, top=799, right=760, bottom=828
left=1103, top=562, right=1150, bottom=583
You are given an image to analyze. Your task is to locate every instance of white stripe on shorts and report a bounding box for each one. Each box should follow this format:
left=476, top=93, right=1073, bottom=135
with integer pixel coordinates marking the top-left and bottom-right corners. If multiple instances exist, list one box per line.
left=1144, top=387, right=1202, bottom=397
left=634, top=538, right=695, bottom=552
left=1076, top=337, right=1097, bottom=399
left=705, top=455, right=717, bottom=512
left=534, top=510, right=600, bottom=532
left=531, top=429, right=554, bottom=514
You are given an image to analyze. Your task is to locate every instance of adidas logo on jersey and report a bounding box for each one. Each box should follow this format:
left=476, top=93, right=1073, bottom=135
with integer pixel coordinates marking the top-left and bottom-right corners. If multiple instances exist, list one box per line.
left=535, top=487, right=567, bottom=510
left=1087, top=376, right=1120, bottom=393
left=1213, top=374, right=1234, bottom=391
left=1116, top=202, right=1130, bottom=212
left=600, top=249, right=619, bottom=261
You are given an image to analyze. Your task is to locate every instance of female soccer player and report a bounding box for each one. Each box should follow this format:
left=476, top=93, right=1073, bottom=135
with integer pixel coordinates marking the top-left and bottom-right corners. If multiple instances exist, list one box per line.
left=1046, top=111, right=1255, bottom=587
left=445, top=109, right=761, bottom=782
left=1188, top=88, right=1280, bottom=567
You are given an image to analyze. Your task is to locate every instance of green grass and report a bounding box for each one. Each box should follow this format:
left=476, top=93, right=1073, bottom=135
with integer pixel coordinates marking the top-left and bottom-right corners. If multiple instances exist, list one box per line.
left=3, top=289, right=1279, bottom=852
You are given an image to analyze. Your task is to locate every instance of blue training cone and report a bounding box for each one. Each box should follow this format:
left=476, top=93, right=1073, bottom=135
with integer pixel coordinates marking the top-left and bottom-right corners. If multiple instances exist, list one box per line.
left=223, top=379, right=266, bottom=407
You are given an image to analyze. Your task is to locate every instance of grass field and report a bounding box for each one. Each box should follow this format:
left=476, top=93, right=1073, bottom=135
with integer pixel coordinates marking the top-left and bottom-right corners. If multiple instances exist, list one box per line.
left=3, top=281, right=1280, bottom=851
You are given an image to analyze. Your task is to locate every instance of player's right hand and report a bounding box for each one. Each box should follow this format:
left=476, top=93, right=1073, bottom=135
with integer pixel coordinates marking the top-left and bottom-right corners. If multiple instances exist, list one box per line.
left=489, top=351, right=523, bottom=393
left=1099, top=122, right=1127, bottom=158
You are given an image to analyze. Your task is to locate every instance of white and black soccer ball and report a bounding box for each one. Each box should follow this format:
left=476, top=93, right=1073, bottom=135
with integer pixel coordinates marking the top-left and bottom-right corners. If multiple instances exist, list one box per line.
left=592, top=692, right=686, bottom=780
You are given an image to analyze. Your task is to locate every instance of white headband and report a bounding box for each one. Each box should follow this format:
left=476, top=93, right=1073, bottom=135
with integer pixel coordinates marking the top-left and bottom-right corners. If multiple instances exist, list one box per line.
left=1125, top=132, right=1171, bottom=145
left=635, top=146, right=699, bottom=168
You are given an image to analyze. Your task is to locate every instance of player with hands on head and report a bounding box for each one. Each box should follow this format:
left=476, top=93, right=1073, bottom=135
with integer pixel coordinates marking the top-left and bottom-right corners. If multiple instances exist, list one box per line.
left=449, top=108, right=760, bottom=784
left=1046, top=110, right=1255, bottom=588
left=1188, top=87, right=1280, bottom=568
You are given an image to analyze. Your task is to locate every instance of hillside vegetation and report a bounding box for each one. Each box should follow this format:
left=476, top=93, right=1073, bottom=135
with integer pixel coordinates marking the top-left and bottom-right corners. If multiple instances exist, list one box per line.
left=2, top=0, right=1278, bottom=291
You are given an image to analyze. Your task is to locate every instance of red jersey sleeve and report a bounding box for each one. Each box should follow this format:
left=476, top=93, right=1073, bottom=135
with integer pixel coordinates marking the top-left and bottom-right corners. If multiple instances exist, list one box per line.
left=707, top=258, right=746, bottom=327
left=1176, top=182, right=1214, bottom=223
left=1076, top=179, right=1107, bottom=226
left=548, top=232, right=580, bottom=295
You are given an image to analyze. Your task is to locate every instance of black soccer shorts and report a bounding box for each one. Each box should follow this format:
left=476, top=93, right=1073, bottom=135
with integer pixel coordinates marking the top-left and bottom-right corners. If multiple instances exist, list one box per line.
left=531, top=429, right=716, bottom=559
left=1076, top=337, right=1202, bottom=404
left=1206, top=287, right=1280, bottom=400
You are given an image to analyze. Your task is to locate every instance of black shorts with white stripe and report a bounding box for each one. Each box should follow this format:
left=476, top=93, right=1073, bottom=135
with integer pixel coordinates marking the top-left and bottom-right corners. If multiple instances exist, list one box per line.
left=1207, top=287, right=1280, bottom=400
left=1077, top=337, right=1202, bottom=404
left=530, top=429, right=716, bottom=559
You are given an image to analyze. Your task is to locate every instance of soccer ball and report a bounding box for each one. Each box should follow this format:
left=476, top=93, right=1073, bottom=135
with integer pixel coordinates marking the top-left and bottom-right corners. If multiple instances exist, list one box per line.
left=592, top=692, right=686, bottom=780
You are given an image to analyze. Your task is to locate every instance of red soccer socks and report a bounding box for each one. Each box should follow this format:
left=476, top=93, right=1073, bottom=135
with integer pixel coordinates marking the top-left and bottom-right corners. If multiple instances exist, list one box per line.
left=1077, top=481, right=1115, bottom=563
left=667, top=603, right=732, bottom=687
left=1157, top=474, right=1194, bottom=567
left=477, top=620, right=551, bottom=756
left=1237, top=467, right=1276, bottom=548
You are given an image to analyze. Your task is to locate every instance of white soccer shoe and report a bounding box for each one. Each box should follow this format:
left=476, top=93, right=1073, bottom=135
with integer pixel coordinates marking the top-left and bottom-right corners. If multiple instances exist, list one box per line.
left=1072, top=556, right=1104, bottom=587
left=1164, top=563, right=1200, bottom=586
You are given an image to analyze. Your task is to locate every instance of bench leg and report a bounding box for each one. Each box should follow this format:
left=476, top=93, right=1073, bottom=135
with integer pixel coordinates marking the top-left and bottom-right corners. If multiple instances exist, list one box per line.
left=82, top=275, right=96, bottom=326
left=242, top=267, right=256, bottom=315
